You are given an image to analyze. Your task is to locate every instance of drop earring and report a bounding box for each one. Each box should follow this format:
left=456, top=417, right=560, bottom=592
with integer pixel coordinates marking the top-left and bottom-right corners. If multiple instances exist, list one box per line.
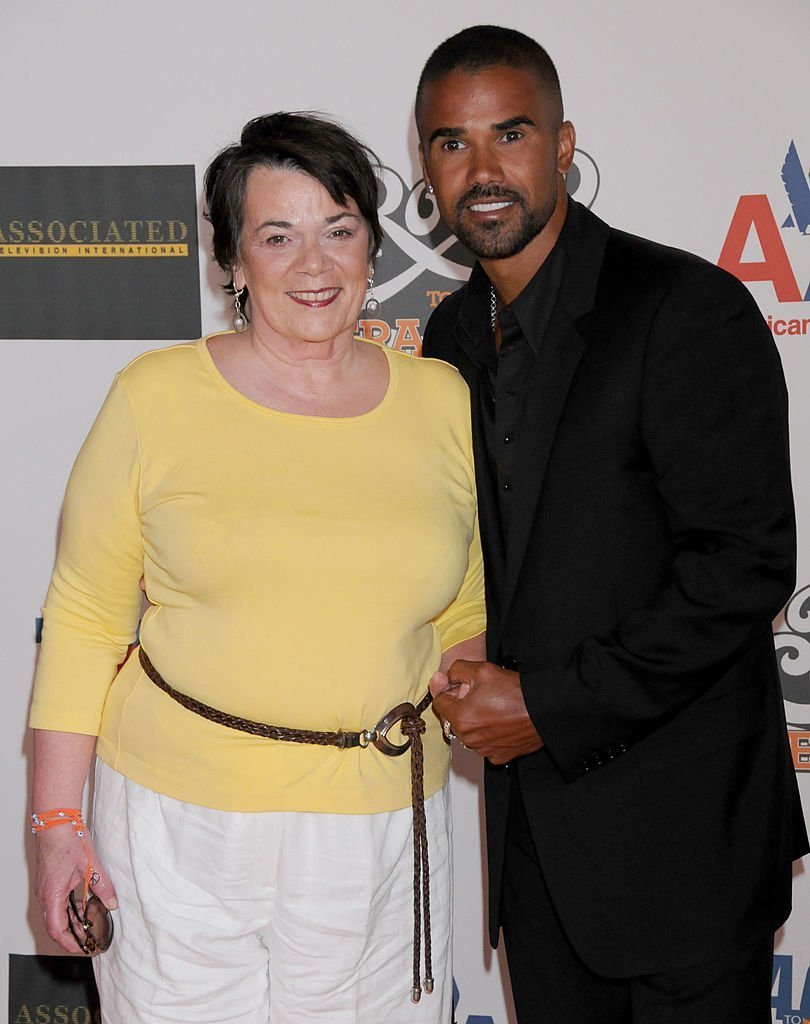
left=232, top=288, right=247, bottom=333
left=365, top=272, right=380, bottom=315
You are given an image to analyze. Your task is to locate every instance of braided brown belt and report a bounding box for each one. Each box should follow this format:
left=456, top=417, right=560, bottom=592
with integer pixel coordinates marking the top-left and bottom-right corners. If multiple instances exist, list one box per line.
left=138, top=646, right=436, bottom=1003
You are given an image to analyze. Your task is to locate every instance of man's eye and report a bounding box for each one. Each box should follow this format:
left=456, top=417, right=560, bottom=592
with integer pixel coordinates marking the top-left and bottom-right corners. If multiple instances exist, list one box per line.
left=330, top=228, right=353, bottom=239
left=501, top=130, right=523, bottom=143
left=265, top=235, right=288, bottom=246
left=441, top=139, right=464, bottom=152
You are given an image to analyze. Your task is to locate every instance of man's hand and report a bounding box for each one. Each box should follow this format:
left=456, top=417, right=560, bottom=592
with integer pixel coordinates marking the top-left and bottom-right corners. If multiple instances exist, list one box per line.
left=431, top=660, right=543, bottom=765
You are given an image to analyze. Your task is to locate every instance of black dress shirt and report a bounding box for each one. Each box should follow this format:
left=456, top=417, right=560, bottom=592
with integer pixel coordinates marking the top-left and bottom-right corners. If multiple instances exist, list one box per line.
left=455, top=220, right=569, bottom=548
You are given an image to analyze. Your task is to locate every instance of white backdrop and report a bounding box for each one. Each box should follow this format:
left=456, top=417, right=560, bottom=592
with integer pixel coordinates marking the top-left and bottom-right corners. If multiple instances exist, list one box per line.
left=3, top=1, right=810, bottom=1021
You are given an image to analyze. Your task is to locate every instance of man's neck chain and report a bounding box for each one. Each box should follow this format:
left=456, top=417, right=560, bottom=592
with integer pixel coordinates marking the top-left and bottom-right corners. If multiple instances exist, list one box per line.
left=490, top=285, right=497, bottom=332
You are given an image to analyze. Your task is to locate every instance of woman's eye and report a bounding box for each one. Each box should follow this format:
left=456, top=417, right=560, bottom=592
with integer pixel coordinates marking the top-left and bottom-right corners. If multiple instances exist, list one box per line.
left=265, top=235, right=288, bottom=246
left=330, top=228, right=354, bottom=239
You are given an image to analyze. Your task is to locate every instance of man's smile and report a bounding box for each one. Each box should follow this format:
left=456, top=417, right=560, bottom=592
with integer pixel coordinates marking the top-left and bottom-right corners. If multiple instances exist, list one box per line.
left=468, top=200, right=516, bottom=213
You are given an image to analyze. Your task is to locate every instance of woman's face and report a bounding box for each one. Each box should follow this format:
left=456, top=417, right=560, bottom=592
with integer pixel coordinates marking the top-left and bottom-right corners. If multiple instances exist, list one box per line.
left=233, top=165, right=371, bottom=345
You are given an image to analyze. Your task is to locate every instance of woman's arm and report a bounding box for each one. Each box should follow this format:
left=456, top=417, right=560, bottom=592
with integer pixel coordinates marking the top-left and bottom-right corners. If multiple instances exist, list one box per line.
left=30, top=376, right=142, bottom=950
left=438, top=632, right=485, bottom=673
left=32, top=729, right=117, bottom=952
left=432, top=631, right=486, bottom=703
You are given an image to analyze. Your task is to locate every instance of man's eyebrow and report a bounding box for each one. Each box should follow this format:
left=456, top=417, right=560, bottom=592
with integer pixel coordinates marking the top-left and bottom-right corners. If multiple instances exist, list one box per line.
left=428, top=126, right=464, bottom=146
left=493, top=116, right=536, bottom=132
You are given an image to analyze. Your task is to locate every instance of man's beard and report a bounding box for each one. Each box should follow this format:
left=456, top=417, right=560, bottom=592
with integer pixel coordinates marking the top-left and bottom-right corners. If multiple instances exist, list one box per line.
left=451, top=186, right=553, bottom=260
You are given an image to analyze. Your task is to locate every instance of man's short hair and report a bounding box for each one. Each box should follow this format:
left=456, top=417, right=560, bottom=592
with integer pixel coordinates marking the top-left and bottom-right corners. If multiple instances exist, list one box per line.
left=415, top=25, right=564, bottom=134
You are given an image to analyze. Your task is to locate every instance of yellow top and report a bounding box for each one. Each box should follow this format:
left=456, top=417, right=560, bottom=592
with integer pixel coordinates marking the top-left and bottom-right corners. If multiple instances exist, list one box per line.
left=30, top=337, right=485, bottom=813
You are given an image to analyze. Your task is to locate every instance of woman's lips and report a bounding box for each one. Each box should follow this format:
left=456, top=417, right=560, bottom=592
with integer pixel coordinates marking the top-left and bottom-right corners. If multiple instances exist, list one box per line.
left=287, top=288, right=341, bottom=308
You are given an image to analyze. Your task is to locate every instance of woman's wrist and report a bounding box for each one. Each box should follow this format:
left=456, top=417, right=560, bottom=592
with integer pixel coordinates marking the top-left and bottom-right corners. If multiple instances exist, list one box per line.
left=31, top=808, right=87, bottom=834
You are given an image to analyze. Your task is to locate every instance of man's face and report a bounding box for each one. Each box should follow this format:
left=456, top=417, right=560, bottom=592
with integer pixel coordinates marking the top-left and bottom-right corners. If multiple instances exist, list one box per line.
left=418, top=65, right=574, bottom=261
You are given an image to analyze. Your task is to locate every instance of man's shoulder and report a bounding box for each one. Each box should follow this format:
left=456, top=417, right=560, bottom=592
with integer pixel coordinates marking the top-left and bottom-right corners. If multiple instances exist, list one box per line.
left=609, top=226, right=760, bottom=321
left=571, top=209, right=772, bottom=361
left=422, top=283, right=469, bottom=360
left=429, top=283, right=467, bottom=327
left=607, top=224, right=710, bottom=273
left=583, top=205, right=747, bottom=301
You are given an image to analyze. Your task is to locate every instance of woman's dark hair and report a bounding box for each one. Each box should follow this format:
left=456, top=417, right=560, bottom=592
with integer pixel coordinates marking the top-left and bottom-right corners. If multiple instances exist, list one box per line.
left=203, top=112, right=383, bottom=295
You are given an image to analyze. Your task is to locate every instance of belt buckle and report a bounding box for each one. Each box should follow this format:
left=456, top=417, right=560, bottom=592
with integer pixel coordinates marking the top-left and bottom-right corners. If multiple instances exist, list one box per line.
left=372, top=702, right=416, bottom=756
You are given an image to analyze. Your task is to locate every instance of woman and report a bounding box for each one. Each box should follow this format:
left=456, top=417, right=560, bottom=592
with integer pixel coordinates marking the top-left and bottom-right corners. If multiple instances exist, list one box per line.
left=29, top=112, right=485, bottom=1024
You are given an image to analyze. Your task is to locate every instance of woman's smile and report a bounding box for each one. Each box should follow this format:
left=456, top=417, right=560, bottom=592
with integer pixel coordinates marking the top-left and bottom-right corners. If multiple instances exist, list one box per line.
left=287, top=287, right=341, bottom=308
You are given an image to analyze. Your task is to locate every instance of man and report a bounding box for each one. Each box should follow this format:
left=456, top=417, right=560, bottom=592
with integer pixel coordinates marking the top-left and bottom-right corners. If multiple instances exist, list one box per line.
left=417, top=24, right=807, bottom=1023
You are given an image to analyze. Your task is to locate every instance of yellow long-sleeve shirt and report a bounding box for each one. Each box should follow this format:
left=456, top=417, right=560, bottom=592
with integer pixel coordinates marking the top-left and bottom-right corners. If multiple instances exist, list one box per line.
left=30, top=336, right=485, bottom=813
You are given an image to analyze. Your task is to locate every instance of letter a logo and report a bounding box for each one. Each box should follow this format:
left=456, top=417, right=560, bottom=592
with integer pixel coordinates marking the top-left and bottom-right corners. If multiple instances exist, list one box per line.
left=718, top=195, right=802, bottom=301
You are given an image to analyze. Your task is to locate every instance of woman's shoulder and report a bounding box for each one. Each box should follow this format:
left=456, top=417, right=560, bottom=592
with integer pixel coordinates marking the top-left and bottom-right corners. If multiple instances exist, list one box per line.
left=117, top=338, right=204, bottom=386
left=382, top=343, right=468, bottom=398
left=112, top=339, right=223, bottom=410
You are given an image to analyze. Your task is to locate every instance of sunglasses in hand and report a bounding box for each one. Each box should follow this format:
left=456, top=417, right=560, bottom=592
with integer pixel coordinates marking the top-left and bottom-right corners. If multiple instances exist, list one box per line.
left=67, top=886, right=114, bottom=956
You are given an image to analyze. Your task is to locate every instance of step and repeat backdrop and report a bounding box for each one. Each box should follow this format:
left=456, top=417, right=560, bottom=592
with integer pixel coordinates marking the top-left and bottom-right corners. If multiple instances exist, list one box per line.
left=2, top=1, right=809, bottom=1021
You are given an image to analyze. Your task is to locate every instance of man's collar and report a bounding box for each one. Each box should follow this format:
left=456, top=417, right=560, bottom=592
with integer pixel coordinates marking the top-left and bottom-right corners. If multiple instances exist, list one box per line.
left=509, top=216, right=568, bottom=355
left=455, top=201, right=574, bottom=361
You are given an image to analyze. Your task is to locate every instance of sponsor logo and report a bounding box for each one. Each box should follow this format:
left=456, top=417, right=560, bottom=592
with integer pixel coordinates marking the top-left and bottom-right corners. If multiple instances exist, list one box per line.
left=8, top=954, right=100, bottom=1024
left=0, top=166, right=201, bottom=340
left=718, top=141, right=810, bottom=337
left=775, top=586, right=810, bottom=770
left=361, top=149, right=600, bottom=356
left=0, top=218, right=189, bottom=257
left=452, top=978, right=495, bottom=1024
left=772, top=953, right=810, bottom=1022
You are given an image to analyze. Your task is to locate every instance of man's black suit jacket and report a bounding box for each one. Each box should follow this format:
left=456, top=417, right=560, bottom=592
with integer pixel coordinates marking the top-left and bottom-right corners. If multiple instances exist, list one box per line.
left=423, top=199, right=808, bottom=977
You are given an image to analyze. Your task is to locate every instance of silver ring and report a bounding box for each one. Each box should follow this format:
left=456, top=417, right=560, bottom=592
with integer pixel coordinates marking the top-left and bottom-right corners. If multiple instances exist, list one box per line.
left=442, top=719, right=456, bottom=742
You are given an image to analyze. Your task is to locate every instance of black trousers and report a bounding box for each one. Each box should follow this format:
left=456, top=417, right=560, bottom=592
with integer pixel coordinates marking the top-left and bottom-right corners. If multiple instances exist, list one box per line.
left=501, top=773, right=774, bottom=1023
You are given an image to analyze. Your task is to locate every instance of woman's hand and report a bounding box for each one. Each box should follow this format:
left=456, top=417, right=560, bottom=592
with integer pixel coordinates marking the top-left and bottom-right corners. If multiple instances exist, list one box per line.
left=34, top=823, right=117, bottom=953
left=32, top=729, right=116, bottom=953
left=430, top=632, right=485, bottom=701
left=429, top=670, right=470, bottom=700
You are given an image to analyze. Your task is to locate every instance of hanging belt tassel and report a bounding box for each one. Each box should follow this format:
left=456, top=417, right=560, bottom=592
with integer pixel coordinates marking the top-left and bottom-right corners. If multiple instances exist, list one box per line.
left=401, top=711, right=433, bottom=1002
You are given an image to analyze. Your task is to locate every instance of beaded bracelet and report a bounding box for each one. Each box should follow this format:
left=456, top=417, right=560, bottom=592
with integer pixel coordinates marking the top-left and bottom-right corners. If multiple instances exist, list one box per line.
left=31, top=807, right=85, bottom=835
left=31, top=808, right=96, bottom=902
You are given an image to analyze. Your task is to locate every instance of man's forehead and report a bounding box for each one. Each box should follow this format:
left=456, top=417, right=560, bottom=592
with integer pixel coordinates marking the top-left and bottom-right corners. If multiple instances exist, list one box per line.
left=418, top=66, right=549, bottom=129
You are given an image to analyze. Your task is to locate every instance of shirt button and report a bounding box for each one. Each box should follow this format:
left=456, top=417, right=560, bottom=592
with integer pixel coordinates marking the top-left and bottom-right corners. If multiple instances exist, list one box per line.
left=503, top=481, right=511, bottom=491
left=503, top=435, right=512, bottom=444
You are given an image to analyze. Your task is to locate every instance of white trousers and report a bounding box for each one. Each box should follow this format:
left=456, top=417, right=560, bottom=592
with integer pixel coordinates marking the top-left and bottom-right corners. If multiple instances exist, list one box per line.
left=91, top=760, right=452, bottom=1024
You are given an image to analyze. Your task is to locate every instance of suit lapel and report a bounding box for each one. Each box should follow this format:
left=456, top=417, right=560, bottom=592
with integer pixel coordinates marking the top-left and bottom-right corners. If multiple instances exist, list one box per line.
left=497, top=202, right=610, bottom=635
left=449, top=345, right=507, bottom=641
left=468, top=369, right=506, bottom=639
